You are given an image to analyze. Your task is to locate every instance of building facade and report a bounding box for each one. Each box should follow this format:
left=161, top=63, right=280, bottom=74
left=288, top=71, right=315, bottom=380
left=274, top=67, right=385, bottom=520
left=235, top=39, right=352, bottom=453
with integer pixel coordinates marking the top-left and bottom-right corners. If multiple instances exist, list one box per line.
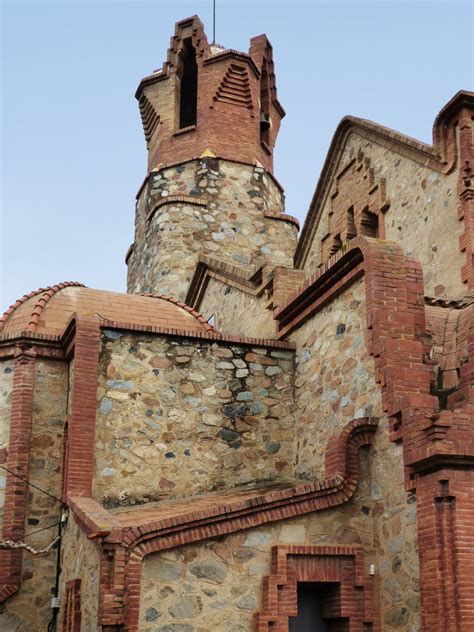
left=1, top=15, right=473, bottom=632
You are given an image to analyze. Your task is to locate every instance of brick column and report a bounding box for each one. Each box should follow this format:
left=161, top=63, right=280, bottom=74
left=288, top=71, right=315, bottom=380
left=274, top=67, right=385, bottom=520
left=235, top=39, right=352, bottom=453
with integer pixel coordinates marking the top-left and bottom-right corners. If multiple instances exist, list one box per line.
left=416, top=471, right=474, bottom=631
left=65, top=316, right=101, bottom=498
left=0, top=345, right=36, bottom=601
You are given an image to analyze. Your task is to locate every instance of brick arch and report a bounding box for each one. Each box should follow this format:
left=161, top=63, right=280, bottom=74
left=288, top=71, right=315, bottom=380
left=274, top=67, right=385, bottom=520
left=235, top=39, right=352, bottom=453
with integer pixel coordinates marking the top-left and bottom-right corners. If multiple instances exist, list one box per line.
left=255, top=545, right=378, bottom=632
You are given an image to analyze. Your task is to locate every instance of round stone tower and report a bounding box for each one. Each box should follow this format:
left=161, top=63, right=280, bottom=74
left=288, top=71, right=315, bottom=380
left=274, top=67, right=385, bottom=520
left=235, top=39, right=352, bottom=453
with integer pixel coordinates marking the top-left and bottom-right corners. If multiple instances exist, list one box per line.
left=126, top=15, right=298, bottom=299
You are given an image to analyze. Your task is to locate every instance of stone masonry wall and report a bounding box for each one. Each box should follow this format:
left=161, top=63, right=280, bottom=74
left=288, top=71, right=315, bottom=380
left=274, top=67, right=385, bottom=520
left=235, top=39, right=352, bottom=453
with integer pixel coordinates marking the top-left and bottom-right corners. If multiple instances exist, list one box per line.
left=303, top=133, right=463, bottom=300
left=59, top=515, right=100, bottom=632
left=290, top=278, right=420, bottom=630
left=0, top=359, right=68, bottom=632
left=291, top=278, right=381, bottom=479
left=93, top=331, right=295, bottom=507
left=127, top=158, right=297, bottom=300
left=199, top=278, right=275, bottom=338
left=139, top=450, right=414, bottom=632
left=0, top=359, right=14, bottom=534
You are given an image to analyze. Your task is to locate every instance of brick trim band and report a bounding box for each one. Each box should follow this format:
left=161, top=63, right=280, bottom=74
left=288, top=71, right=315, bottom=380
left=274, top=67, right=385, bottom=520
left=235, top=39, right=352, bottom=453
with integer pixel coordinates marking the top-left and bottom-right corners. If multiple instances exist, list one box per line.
left=264, top=209, right=300, bottom=230
left=146, top=194, right=207, bottom=224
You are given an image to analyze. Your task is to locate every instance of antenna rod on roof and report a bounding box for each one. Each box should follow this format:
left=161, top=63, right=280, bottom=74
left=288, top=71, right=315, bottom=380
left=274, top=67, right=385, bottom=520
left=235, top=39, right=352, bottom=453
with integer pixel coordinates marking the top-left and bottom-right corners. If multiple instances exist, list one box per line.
left=212, top=0, right=216, bottom=45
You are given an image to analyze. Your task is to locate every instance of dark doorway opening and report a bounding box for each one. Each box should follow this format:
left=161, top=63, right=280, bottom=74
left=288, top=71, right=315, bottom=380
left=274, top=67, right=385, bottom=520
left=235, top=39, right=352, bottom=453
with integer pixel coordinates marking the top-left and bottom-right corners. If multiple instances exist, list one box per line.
left=289, top=583, right=332, bottom=632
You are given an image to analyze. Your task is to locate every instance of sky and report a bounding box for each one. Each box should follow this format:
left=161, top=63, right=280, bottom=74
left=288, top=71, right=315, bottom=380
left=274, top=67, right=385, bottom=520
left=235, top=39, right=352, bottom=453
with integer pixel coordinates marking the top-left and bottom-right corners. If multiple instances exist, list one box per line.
left=1, top=0, right=473, bottom=310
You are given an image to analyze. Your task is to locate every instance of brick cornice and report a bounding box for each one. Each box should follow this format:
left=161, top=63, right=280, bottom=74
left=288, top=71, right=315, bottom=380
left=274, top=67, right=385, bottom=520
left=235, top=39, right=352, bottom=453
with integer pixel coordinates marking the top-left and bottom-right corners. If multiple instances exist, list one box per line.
left=97, top=319, right=294, bottom=350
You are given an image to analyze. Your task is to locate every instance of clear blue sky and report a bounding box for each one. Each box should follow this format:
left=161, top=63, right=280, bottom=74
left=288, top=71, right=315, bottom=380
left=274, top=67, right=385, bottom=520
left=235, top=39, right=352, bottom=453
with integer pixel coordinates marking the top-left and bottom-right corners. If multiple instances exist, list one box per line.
left=1, top=1, right=472, bottom=310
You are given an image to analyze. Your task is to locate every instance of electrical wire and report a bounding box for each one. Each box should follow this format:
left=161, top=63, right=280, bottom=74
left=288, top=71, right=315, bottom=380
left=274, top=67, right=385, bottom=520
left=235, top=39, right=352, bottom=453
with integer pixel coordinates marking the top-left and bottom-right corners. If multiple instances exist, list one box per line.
left=0, top=465, right=63, bottom=504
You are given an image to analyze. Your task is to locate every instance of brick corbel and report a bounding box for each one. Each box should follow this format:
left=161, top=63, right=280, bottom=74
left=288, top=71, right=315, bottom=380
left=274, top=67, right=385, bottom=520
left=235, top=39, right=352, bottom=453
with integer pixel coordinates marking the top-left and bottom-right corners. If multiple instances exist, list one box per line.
left=0, top=345, right=36, bottom=603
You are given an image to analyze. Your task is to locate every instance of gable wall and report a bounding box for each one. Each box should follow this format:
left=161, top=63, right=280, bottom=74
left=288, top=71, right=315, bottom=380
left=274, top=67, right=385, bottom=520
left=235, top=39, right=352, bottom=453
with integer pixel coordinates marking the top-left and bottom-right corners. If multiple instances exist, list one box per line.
left=302, top=133, right=463, bottom=300
left=198, top=278, right=275, bottom=338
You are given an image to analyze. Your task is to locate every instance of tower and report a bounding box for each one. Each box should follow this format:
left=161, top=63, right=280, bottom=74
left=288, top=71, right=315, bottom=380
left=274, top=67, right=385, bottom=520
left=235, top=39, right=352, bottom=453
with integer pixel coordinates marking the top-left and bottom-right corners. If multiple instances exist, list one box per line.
left=126, top=16, right=298, bottom=299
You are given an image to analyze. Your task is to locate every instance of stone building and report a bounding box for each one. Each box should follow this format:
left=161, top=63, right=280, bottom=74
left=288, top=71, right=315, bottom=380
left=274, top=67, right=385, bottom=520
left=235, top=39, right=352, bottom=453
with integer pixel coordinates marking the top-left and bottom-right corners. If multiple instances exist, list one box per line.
left=0, top=14, right=473, bottom=632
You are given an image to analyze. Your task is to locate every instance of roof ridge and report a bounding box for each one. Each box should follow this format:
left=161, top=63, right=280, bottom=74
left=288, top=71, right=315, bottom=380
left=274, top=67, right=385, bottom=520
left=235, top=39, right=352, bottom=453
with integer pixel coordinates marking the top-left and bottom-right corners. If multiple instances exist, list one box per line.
left=0, top=281, right=86, bottom=334
left=139, top=292, right=216, bottom=332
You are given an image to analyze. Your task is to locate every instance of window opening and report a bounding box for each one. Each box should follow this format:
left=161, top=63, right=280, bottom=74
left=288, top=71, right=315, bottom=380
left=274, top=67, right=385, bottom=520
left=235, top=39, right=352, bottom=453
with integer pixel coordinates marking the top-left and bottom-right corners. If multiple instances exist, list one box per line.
left=179, top=38, right=198, bottom=129
left=260, top=59, right=271, bottom=144
left=346, top=206, right=356, bottom=240
left=360, top=207, right=379, bottom=238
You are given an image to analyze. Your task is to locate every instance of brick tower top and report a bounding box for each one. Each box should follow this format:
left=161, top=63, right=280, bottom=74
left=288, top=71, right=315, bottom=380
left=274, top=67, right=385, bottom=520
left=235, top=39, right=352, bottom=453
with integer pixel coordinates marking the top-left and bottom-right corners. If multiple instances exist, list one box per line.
left=135, top=15, right=285, bottom=174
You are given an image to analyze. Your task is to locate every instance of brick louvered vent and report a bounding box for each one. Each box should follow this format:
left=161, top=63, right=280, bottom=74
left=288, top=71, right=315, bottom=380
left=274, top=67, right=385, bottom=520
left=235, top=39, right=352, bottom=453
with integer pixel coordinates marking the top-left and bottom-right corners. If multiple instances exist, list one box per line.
left=214, top=63, right=253, bottom=109
left=139, top=95, right=160, bottom=143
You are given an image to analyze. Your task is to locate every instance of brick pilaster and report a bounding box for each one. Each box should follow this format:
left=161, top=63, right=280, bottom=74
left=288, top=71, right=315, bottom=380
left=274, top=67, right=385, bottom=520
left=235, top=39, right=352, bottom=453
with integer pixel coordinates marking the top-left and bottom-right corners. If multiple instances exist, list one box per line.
left=65, top=316, right=101, bottom=498
left=0, top=345, right=36, bottom=602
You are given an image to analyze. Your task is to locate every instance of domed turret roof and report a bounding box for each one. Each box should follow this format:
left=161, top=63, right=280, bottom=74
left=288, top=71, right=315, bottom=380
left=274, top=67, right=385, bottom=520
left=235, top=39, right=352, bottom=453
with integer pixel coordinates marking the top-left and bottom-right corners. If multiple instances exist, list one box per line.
left=0, top=282, right=215, bottom=338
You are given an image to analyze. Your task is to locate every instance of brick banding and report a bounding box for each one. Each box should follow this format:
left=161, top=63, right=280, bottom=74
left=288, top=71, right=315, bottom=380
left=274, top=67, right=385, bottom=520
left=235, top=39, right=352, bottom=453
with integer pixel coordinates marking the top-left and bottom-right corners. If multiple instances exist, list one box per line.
left=264, top=209, right=300, bottom=230
left=146, top=194, right=207, bottom=224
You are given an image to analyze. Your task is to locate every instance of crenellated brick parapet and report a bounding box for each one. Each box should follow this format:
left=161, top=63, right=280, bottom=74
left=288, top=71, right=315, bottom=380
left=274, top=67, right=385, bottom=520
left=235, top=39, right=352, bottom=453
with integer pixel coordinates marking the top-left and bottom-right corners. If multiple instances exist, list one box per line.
left=135, top=16, right=284, bottom=174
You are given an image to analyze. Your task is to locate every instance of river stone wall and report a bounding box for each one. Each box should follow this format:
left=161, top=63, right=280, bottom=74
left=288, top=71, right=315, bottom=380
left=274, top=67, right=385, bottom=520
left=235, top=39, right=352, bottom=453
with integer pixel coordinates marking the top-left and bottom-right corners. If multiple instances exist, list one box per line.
left=140, top=466, right=419, bottom=631
left=303, top=133, right=463, bottom=300
left=0, top=359, right=68, bottom=632
left=58, top=515, right=100, bottom=631
left=289, top=277, right=420, bottom=630
left=93, top=331, right=295, bottom=507
left=127, top=158, right=297, bottom=300
left=198, top=278, right=275, bottom=338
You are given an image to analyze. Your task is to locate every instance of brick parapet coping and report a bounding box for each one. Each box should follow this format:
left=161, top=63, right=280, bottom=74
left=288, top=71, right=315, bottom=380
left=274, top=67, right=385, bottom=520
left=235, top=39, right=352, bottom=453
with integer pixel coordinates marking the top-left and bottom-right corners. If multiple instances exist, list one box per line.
left=255, top=546, right=378, bottom=631
left=0, top=346, right=37, bottom=603
left=295, top=91, right=474, bottom=271
left=65, top=417, right=377, bottom=630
